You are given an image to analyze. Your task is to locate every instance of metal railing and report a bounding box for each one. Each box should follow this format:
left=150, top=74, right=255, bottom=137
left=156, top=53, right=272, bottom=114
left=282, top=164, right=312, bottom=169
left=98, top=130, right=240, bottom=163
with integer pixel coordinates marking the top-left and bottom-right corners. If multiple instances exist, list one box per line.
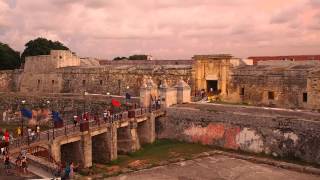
left=8, top=108, right=159, bottom=150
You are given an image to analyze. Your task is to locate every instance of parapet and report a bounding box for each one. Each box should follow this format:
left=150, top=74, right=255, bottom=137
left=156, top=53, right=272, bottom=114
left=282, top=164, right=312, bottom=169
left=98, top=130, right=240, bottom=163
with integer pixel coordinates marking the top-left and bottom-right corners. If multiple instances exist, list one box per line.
left=192, top=54, right=233, bottom=60
left=24, top=50, right=81, bottom=73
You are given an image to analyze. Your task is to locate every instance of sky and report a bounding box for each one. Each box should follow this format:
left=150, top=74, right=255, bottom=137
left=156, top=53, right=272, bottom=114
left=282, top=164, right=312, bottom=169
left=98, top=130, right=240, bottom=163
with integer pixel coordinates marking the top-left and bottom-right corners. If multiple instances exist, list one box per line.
left=0, top=0, right=319, bottom=59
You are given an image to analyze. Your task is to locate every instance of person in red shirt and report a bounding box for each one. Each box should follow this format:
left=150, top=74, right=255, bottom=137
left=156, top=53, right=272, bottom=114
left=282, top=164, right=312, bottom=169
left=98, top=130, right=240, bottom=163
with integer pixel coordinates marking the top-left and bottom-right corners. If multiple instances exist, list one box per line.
left=4, top=130, right=9, bottom=143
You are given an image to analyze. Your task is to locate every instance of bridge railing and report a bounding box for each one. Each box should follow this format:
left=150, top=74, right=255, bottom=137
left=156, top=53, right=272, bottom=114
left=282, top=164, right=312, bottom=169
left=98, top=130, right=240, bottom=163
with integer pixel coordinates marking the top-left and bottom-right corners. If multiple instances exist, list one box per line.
left=8, top=108, right=163, bottom=150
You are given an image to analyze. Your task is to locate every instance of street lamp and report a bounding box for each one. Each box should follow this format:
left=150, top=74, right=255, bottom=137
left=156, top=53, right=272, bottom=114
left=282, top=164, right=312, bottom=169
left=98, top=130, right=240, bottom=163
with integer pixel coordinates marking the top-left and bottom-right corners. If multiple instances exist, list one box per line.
left=83, top=91, right=87, bottom=116
left=80, top=90, right=90, bottom=132
left=21, top=100, right=26, bottom=137
left=46, top=100, right=51, bottom=128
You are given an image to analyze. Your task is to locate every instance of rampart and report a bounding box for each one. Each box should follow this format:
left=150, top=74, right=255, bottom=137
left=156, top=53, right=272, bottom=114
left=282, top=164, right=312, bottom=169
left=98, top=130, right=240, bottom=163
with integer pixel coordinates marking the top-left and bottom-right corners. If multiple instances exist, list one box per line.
left=157, top=103, right=320, bottom=165
left=227, top=65, right=320, bottom=110
left=99, top=59, right=193, bottom=66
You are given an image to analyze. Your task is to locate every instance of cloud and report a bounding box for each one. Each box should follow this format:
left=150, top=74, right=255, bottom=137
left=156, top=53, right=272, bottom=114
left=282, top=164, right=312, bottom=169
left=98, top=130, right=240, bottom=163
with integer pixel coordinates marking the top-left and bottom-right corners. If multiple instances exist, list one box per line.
left=0, top=0, right=319, bottom=59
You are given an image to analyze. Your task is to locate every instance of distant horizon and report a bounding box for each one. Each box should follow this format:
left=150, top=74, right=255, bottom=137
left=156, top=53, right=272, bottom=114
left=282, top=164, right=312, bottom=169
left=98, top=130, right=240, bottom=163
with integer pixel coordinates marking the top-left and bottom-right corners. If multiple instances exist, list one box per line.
left=0, top=0, right=319, bottom=60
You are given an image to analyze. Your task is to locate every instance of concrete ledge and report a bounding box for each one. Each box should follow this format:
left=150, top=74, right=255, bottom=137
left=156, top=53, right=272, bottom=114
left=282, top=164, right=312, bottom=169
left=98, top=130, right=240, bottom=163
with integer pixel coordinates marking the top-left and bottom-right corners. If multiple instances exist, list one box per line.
left=207, top=150, right=320, bottom=176
left=26, top=154, right=56, bottom=173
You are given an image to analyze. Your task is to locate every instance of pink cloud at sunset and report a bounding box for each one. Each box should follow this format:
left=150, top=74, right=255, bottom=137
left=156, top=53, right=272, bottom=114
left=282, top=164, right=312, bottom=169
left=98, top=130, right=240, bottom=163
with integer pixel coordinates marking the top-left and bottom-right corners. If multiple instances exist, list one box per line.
left=0, top=0, right=319, bottom=59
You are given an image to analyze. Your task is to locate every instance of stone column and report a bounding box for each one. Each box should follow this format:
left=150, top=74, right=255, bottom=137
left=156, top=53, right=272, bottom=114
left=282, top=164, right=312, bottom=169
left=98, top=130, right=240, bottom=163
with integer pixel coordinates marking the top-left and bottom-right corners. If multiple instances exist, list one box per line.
left=117, top=122, right=141, bottom=153
left=176, top=78, right=191, bottom=104
left=106, top=123, right=118, bottom=161
left=140, top=76, right=159, bottom=108
left=159, top=80, right=171, bottom=108
left=80, top=133, right=92, bottom=168
left=129, top=122, right=141, bottom=151
left=140, top=77, right=151, bottom=108
left=220, top=60, right=228, bottom=96
left=138, top=113, right=156, bottom=144
left=50, top=140, right=61, bottom=163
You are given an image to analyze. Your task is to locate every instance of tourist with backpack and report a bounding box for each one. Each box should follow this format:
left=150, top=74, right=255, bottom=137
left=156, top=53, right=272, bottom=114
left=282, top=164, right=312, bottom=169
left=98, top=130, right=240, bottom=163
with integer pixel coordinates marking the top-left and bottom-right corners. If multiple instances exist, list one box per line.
left=62, top=162, right=71, bottom=180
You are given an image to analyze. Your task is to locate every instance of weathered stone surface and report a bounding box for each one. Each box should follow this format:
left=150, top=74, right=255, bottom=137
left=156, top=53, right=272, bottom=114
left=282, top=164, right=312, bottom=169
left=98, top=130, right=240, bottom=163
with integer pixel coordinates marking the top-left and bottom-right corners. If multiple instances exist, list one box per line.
left=1, top=51, right=320, bottom=110
left=108, top=155, right=320, bottom=180
left=157, top=103, right=320, bottom=165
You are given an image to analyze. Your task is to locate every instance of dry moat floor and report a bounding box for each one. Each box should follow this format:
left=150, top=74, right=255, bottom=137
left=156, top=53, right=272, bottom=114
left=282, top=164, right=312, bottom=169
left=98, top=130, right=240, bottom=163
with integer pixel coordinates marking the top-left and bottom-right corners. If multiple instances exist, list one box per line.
left=79, top=140, right=320, bottom=180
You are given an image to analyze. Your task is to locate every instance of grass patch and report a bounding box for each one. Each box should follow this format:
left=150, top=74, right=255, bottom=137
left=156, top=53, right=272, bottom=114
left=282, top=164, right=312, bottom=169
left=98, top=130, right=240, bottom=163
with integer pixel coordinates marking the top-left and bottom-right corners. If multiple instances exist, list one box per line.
left=208, top=100, right=251, bottom=106
left=105, top=139, right=213, bottom=167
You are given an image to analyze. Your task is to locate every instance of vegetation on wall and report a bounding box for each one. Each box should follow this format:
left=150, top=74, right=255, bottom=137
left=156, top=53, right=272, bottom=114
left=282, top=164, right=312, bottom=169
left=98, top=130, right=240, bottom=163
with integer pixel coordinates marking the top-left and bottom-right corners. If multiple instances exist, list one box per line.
left=113, top=57, right=128, bottom=61
left=113, top=54, right=149, bottom=61
left=21, top=37, right=69, bottom=63
left=0, top=42, right=21, bottom=70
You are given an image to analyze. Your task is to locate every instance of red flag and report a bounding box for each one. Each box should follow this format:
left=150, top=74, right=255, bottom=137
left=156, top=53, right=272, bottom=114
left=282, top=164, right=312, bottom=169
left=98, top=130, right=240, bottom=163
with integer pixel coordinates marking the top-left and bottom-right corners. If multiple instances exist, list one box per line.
left=111, top=99, right=121, bottom=107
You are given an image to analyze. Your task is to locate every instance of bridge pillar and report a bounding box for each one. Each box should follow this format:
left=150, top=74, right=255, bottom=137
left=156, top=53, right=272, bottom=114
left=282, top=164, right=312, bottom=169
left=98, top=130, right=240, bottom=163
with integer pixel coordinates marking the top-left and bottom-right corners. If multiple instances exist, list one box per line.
left=117, top=122, right=140, bottom=153
left=50, top=140, right=61, bottom=163
left=93, top=123, right=117, bottom=162
left=130, top=122, right=141, bottom=151
left=107, top=123, right=118, bottom=161
left=137, top=113, right=155, bottom=144
left=80, top=133, right=92, bottom=168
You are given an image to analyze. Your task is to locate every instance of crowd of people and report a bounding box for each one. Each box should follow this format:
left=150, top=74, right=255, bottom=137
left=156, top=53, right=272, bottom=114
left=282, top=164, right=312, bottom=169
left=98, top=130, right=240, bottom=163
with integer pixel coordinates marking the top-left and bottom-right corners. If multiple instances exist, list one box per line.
left=53, top=161, right=79, bottom=179
left=14, top=150, right=28, bottom=174
left=1, top=147, right=10, bottom=174
left=151, top=96, right=162, bottom=110
left=26, top=125, right=41, bottom=142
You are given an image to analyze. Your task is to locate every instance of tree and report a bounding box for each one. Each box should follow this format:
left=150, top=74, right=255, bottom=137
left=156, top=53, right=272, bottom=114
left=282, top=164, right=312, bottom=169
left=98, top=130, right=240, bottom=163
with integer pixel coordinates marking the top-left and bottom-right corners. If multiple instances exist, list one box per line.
left=21, top=37, right=69, bottom=63
left=0, top=42, right=21, bottom=70
left=113, top=56, right=128, bottom=61
left=129, top=54, right=148, bottom=60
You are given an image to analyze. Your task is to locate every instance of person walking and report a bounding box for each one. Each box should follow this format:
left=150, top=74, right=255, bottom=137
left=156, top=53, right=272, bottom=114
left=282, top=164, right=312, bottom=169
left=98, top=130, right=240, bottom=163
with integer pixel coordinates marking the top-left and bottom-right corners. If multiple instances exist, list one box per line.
left=36, top=125, right=40, bottom=140
left=62, top=162, right=71, bottom=180
left=21, top=156, right=27, bottom=174
left=17, top=127, right=21, bottom=137
left=54, top=162, right=63, bottom=178
left=27, top=128, right=31, bottom=143
left=15, top=154, right=22, bottom=172
left=31, top=130, right=36, bottom=141
left=4, top=130, right=9, bottom=143
left=0, top=147, right=4, bottom=161
left=4, top=153, right=10, bottom=174
left=69, top=161, right=75, bottom=178
left=103, top=111, right=107, bottom=123
left=73, top=115, right=78, bottom=127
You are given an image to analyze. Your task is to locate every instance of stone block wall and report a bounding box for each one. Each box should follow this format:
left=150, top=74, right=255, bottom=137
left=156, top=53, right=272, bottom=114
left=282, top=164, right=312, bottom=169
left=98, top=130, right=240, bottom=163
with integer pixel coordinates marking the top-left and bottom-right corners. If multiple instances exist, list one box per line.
left=0, top=70, right=21, bottom=92
left=59, top=66, right=191, bottom=96
left=160, top=88, right=177, bottom=107
left=226, top=65, right=314, bottom=109
left=157, top=104, right=320, bottom=165
left=20, top=73, right=64, bottom=93
left=24, top=50, right=80, bottom=73
left=0, top=70, right=15, bottom=92
left=308, top=69, right=320, bottom=110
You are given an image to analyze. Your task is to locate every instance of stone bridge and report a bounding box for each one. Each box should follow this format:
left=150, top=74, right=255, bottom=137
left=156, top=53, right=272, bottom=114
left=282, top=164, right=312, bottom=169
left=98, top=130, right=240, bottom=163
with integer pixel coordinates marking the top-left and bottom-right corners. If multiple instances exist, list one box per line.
left=9, top=108, right=165, bottom=168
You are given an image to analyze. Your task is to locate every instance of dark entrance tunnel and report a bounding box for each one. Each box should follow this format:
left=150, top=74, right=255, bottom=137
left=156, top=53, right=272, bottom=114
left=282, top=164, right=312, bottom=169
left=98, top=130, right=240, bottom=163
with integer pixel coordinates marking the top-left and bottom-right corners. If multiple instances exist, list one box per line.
left=206, top=80, right=218, bottom=93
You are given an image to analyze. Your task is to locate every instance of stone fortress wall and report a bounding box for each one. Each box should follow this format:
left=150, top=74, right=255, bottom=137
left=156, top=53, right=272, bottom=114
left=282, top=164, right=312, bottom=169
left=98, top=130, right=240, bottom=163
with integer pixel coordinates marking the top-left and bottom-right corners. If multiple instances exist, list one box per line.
left=57, top=65, right=191, bottom=96
left=0, top=69, right=22, bottom=92
left=0, top=50, right=319, bottom=110
left=157, top=104, right=320, bottom=165
left=226, top=65, right=320, bottom=109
